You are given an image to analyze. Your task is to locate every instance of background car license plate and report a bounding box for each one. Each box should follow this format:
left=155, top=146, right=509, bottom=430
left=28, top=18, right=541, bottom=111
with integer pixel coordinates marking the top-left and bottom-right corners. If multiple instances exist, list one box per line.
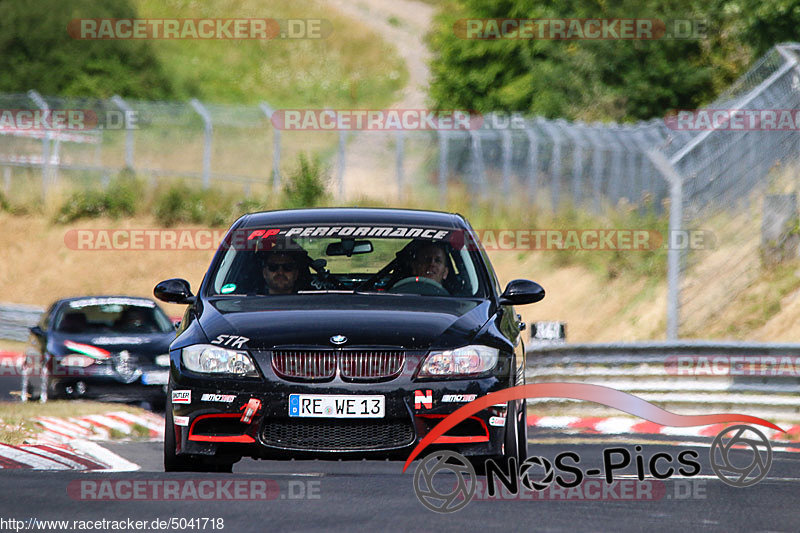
left=141, top=370, right=169, bottom=385
left=289, top=394, right=384, bottom=418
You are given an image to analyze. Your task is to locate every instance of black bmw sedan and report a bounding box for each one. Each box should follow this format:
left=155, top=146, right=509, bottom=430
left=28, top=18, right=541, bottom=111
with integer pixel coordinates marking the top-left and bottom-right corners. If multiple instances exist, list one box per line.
left=155, top=208, right=544, bottom=472
left=24, top=296, right=176, bottom=407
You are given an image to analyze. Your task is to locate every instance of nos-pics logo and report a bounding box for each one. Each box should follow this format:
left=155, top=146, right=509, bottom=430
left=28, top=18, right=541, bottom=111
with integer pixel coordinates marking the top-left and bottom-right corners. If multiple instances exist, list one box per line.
left=413, top=424, right=773, bottom=513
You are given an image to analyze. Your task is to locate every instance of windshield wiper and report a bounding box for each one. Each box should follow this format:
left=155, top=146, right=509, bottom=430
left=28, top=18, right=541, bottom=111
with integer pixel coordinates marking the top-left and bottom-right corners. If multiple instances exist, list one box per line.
left=296, top=290, right=355, bottom=294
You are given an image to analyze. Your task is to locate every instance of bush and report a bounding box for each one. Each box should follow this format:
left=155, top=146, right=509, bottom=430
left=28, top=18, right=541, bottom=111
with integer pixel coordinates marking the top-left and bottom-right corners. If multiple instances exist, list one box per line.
left=0, top=190, right=9, bottom=212
left=55, top=172, right=143, bottom=223
left=281, top=153, right=328, bottom=208
left=152, top=182, right=253, bottom=227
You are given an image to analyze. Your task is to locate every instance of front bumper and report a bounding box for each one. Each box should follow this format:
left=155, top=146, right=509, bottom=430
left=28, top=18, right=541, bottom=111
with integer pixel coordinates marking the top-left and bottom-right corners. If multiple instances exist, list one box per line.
left=48, top=362, right=169, bottom=402
left=169, top=353, right=513, bottom=459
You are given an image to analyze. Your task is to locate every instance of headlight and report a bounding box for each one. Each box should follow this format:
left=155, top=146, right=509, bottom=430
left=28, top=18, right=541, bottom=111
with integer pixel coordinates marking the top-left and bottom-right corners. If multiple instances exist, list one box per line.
left=59, top=354, right=96, bottom=368
left=155, top=354, right=170, bottom=367
left=418, top=345, right=499, bottom=377
left=181, top=344, right=259, bottom=377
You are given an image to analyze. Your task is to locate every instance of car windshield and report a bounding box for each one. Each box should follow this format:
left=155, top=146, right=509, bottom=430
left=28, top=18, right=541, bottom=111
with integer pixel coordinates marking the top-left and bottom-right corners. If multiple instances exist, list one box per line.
left=54, top=298, right=174, bottom=334
left=207, top=226, right=488, bottom=298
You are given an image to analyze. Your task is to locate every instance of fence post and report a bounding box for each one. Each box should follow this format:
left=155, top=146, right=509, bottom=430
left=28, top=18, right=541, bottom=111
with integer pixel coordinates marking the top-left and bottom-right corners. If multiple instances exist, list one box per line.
left=501, top=129, right=512, bottom=199
left=524, top=128, right=539, bottom=203
left=27, top=90, right=51, bottom=202
left=337, top=131, right=346, bottom=200
left=437, top=130, right=448, bottom=205
left=189, top=99, right=213, bottom=189
left=585, top=126, right=605, bottom=214
left=259, top=102, right=281, bottom=194
left=469, top=129, right=486, bottom=203
left=563, top=120, right=585, bottom=207
left=111, top=95, right=135, bottom=170
left=396, top=131, right=405, bottom=200
left=647, top=149, right=684, bottom=340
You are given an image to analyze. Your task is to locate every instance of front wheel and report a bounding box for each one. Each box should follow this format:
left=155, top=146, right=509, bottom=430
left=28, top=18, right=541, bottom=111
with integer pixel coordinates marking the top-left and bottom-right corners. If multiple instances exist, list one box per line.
left=164, top=401, right=196, bottom=472
left=502, top=400, right=525, bottom=466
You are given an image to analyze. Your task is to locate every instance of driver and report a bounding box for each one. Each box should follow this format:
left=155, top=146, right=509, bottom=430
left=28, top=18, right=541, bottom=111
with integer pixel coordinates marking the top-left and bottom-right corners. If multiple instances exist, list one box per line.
left=409, top=242, right=449, bottom=284
left=262, top=252, right=302, bottom=294
left=255, top=236, right=312, bottom=295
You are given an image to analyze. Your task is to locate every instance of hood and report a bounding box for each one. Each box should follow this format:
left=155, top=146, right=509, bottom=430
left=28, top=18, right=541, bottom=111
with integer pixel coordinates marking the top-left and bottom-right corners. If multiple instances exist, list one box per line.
left=199, top=295, right=493, bottom=351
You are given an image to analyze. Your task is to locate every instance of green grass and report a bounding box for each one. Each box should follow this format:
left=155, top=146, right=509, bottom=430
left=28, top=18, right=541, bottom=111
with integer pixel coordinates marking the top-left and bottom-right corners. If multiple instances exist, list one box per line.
left=130, top=0, right=408, bottom=108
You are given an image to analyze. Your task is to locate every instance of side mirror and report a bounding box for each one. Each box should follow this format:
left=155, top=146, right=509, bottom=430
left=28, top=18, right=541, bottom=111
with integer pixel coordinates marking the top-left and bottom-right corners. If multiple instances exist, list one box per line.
left=499, top=279, right=545, bottom=306
left=29, top=326, right=44, bottom=337
left=154, top=278, right=196, bottom=305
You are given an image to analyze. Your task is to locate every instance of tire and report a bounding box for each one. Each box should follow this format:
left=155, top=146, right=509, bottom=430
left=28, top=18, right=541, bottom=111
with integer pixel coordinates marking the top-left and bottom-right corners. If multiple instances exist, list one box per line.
left=517, top=401, right=528, bottom=463
left=502, top=400, right=523, bottom=467
left=163, top=401, right=195, bottom=472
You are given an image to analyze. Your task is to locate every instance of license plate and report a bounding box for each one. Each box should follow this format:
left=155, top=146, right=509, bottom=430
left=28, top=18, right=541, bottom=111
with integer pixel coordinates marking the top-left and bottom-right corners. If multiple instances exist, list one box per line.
left=289, top=394, right=385, bottom=418
left=141, top=370, right=169, bottom=385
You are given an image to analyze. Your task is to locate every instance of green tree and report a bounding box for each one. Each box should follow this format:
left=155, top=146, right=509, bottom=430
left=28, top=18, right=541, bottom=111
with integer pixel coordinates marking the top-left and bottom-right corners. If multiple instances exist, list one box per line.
left=0, top=0, right=176, bottom=98
left=427, top=0, right=790, bottom=122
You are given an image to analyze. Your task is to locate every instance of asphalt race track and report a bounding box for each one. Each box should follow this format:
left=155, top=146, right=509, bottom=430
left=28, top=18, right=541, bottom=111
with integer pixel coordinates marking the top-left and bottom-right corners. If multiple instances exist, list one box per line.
left=2, top=435, right=799, bottom=532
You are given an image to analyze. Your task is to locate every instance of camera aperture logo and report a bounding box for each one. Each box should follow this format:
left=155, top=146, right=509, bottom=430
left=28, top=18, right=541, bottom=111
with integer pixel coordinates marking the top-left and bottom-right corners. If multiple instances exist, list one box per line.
left=710, top=425, right=772, bottom=487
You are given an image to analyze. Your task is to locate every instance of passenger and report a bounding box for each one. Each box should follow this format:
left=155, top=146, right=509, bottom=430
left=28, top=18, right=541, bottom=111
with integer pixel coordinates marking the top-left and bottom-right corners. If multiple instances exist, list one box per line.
left=409, top=242, right=450, bottom=284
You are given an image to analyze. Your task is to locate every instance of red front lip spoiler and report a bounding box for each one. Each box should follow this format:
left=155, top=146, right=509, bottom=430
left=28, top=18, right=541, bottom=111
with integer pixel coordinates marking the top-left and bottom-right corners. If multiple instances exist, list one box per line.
left=187, top=413, right=255, bottom=443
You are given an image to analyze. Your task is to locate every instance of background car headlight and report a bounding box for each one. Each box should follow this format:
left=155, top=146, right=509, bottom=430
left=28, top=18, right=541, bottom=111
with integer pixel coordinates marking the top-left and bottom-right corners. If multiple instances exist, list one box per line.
left=418, top=345, right=499, bottom=377
left=181, top=344, right=258, bottom=377
left=58, top=354, right=96, bottom=368
left=155, top=354, right=170, bottom=367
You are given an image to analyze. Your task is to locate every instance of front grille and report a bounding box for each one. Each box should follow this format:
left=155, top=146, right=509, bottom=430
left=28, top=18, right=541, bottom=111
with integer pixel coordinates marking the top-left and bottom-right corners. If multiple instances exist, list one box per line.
left=271, top=350, right=406, bottom=381
left=340, top=351, right=404, bottom=379
left=272, top=350, right=336, bottom=380
left=262, top=419, right=415, bottom=450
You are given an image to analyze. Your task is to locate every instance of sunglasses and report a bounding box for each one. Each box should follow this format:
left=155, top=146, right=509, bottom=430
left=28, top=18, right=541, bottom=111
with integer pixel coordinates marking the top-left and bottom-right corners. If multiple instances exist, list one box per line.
left=266, top=262, right=297, bottom=273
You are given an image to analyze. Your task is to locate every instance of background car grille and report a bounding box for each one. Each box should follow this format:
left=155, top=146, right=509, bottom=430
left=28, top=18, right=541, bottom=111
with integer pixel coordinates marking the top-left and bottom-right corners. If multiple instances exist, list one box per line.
left=262, top=419, right=415, bottom=450
left=271, top=350, right=336, bottom=380
left=271, top=350, right=405, bottom=381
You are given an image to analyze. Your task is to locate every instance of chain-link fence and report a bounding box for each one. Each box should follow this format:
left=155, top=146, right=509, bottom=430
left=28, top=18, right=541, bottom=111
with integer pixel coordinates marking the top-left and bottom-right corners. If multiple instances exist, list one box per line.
left=656, top=43, right=800, bottom=338
left=1, top=44, right=799, bottom=339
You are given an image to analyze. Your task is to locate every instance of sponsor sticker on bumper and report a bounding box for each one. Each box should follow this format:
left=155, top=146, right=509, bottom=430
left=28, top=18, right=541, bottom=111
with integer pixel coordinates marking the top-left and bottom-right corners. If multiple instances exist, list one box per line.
left=489, top=416, right=506, bottom=427
left=172, top=390, right=191, bottom=404
left=201, top=393, right=236, bottom=403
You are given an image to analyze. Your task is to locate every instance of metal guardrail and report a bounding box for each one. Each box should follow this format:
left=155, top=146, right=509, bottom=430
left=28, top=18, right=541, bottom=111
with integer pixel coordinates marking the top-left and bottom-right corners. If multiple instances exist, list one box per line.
left=0, top=302, right=43, bottom=342
left=526, top=341, right=800, bottom=422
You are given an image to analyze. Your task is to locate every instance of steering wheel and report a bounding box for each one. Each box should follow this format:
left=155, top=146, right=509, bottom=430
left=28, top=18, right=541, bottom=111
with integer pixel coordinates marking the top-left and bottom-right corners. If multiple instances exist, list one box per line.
left=389, top=276, right=449, bottom=296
